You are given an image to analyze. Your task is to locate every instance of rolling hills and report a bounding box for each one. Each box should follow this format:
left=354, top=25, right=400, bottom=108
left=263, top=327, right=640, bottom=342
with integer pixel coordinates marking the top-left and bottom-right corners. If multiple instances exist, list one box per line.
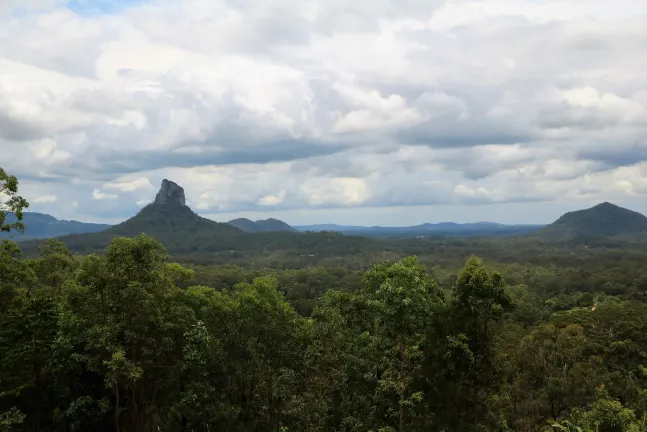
left=295, top=222, right=544, bottom=238
left=12, top=178, right=647, bottom=261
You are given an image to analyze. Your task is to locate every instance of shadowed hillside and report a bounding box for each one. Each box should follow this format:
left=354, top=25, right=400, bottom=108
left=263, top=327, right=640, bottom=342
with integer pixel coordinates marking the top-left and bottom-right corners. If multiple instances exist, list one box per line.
left=538, top=202, right=647, bottom=239
left=228, top=217, right=296, bottom=233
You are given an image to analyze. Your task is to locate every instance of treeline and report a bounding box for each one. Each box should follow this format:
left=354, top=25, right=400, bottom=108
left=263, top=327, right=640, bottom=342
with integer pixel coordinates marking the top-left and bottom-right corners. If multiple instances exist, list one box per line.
left=3, top=235, right=647, bottom=431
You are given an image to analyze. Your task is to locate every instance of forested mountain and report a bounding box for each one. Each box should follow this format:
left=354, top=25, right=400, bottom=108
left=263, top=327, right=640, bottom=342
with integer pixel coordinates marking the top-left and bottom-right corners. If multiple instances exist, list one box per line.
left=0, top=212, right=110, bottom=240
left=19, top=181, right=244, bottom=254
left=227, top=217, right=260, bottom=232
left=228, top=217, right=296, bottom=232
left=539, top=202, right=647, bottom=239
left=17, top=181, right=373, bottom=259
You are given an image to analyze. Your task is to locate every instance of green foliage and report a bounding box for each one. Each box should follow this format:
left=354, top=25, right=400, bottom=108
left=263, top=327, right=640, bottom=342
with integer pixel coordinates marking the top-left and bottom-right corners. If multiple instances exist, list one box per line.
left=6, top=169, right=647, bottom=431
left=0, top=167, right=29, bottom=234
left=552, top=386, right=647, bottom=432
left=0, top=408, right=25, bottom=432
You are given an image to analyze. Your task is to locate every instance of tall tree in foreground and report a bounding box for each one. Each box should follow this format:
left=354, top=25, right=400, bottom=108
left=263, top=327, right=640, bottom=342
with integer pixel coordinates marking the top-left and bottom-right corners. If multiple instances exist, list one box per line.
left=0, top=167, right=29, bottom=234
left=363, top=256, right=445, bottom=432
left=425, top=256, right=514, bottom=431
left=57, top=234, right=195, bottom=432
left=0, top=168, right=35, bottom=431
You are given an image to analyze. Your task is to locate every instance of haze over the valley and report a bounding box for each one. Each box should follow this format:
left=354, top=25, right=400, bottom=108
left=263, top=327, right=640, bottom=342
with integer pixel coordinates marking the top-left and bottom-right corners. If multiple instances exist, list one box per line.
left=2, top=0, right=647, bottom=226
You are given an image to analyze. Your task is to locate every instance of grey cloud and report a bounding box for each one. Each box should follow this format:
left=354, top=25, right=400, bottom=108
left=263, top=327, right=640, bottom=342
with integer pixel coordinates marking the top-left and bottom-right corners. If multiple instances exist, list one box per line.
left=397, top=122, right=537, bottom=149
left=50, top=137, right=349, bottom=181
left=2, top=0, right=647, bottom=221
left=577, top=142, right=647, bottom=168
left=0, top=111, right=44, bottom=141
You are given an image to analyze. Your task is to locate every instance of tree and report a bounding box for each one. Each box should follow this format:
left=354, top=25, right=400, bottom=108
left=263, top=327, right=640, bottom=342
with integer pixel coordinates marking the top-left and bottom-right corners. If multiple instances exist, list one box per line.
left=512, top=324, right=602, bottom=429
left=56, top=234, right=196, bottom=432
left=0, top=295, right=59, bottom=431
left=425, top=256, right=514, bottom=431
left=363, top=256, right=445, bottom=432
left=33, top=239, right=78, bottom=292
left=0, top=167, right=29, bottom=234
left=553, top=386, right=647, bottom=432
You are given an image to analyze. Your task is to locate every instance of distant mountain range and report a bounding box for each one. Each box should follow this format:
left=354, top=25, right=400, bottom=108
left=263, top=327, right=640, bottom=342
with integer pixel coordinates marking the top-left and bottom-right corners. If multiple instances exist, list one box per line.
left=16, top=180, right=371, bottom=258
left=294, top=222, right=545, bottom=238
left=0, top=212, right=110, bottom=240
left=6, top=180, right=647, bottom=248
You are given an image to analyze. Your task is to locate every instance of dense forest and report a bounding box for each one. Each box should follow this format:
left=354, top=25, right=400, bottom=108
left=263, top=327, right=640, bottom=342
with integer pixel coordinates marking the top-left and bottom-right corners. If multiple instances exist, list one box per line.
left=4, top=168, right=647, bottom=431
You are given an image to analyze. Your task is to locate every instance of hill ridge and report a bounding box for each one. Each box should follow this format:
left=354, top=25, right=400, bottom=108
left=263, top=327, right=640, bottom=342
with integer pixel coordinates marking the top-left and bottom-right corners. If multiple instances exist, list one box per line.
left=539, top=201, right=647, bottom=239
left=0, top=211, right=111, bottom=240
left=228, top=217, right=296, bottom=233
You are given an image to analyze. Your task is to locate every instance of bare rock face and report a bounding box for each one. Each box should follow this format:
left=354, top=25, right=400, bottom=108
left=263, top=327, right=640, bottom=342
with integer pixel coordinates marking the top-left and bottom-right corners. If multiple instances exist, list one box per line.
left=154, top=179, right=186, bottom=206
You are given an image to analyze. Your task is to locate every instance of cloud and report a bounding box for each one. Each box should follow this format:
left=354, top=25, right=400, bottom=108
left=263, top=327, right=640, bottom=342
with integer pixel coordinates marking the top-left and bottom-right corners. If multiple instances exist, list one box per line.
left=1, top=0, right=647, bottom=224
left=32, top=194, right=58, bottom=203
left=257, top=190, right=286, bottom=206
left=92, top=189, right=119, bottom=200
left=104, top=176, right=154, bottom=192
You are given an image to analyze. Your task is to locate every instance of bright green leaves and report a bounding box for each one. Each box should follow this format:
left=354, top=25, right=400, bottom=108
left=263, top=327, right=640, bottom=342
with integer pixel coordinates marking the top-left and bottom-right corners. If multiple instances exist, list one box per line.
left=452, top=256, right=513, bottom=319
left=104, top=349, right=144, bottom=392
left=364, top=256, right=444, bottom=431
left=552, top=386, right=647, bottom=432
left=303, top=256, right=446, bottom=431
left=0, top=167, right=29, bottom=234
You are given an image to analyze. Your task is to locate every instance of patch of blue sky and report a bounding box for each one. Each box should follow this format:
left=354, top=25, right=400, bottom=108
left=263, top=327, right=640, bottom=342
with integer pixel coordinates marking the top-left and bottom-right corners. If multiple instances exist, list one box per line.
left=66, top=0, right=147, bottom=16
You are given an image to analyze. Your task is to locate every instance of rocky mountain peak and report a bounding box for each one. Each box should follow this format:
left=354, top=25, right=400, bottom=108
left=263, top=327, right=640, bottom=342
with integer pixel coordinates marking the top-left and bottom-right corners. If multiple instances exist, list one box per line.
left=153, top=179, right=186, bottom=206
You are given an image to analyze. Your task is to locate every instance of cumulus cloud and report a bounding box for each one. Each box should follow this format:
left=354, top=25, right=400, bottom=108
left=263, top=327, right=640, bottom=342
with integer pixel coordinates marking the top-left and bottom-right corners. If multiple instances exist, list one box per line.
left=1, top=0, right=647, bottom=224
left=104, top=176, right=154, bottom=192
left=92, top=189, right=119, bottom=200
left=32, top=194, right=58, bottom=203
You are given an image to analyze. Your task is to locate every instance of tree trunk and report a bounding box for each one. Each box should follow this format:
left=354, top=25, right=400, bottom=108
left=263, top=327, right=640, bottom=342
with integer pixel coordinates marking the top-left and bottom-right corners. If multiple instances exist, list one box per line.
left=115, top=387, right=120, bottom=432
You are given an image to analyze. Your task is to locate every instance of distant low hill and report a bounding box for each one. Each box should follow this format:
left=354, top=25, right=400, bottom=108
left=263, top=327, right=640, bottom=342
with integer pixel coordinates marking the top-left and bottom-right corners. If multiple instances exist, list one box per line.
left=228, top=218, right=296, bottom=233
left=538, top=202, right=647, bottom=239
left=0, top=212, right=110, bottom=240
left=294, top=222, right=544, bottom=238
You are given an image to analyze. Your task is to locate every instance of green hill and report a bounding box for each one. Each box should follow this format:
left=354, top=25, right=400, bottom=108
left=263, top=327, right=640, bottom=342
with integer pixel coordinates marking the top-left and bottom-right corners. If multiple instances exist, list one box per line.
left=23, top=203, right=242, bottom=255
left=256, top=218, right=296, bottom=232
left=538, top=202, right=647, bottom=239
left=228, top=218, right=264, bottom=232
left=228, top=217, right=296, bottom=233
left=18, top=180, right=241, bottom=254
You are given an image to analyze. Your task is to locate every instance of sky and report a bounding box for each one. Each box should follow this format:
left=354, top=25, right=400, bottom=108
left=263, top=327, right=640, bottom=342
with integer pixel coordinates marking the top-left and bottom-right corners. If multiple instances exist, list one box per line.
left=1, top=0, right=647, bottom=226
